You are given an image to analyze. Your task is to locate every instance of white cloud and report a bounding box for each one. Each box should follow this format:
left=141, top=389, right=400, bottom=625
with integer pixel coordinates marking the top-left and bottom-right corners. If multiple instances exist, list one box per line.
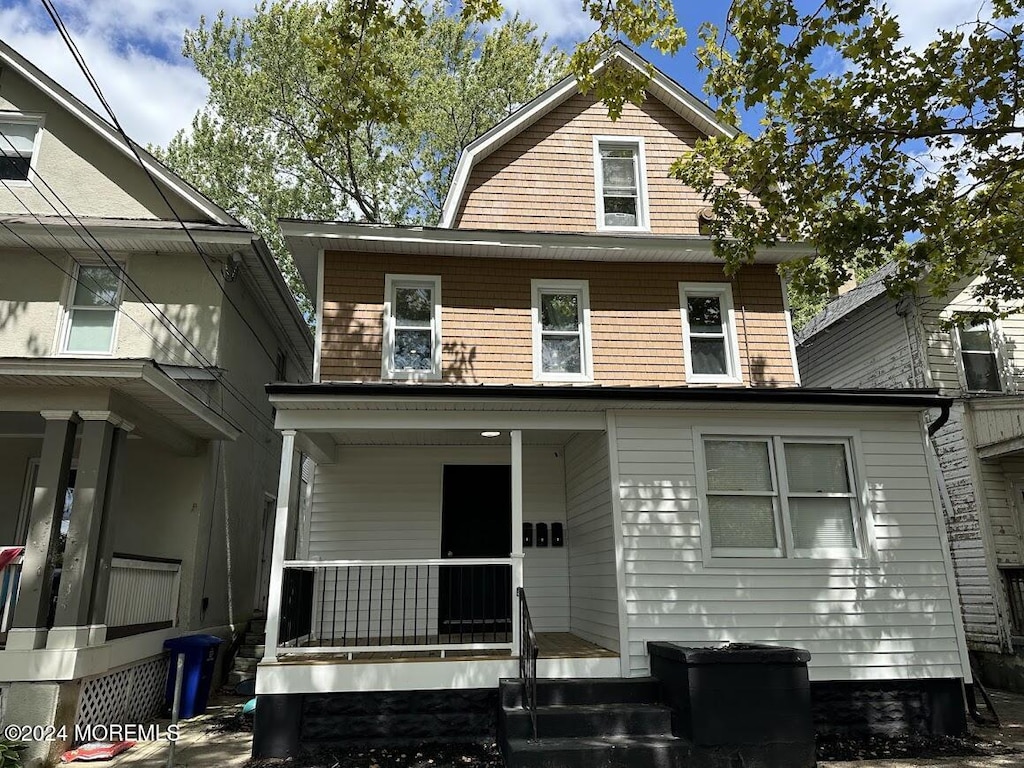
left=888, top=0, right=996, bottom=49
left=497, top=0, right=594, bottom=42
left=0, top=0, right=255, bottom=148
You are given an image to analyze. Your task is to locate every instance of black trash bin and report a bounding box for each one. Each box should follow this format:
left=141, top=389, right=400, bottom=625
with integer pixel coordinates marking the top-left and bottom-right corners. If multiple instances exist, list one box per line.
left=164, top=634, right=224, bottom=718
left=649, top=641, right=815, bottom=767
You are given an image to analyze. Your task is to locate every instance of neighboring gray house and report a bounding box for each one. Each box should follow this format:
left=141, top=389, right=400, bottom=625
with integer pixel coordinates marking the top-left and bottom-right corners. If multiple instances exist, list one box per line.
left=0, top=41, right=312, bottom=766
left=797, top=266, right=1024, bottom=689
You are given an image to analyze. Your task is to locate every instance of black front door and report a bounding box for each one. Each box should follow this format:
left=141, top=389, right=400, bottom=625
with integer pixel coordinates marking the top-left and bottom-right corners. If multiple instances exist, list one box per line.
left=439, top=465, right=512, bottom=637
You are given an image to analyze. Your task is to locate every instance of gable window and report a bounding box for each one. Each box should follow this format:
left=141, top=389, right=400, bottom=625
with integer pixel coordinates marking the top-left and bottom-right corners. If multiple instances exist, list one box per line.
left=957, top=321, right=1001, bottom=392
left=531, top=279, right=592, bottom=382
left=62, top=263, right=123, bottom=355
left=700, top=433, right=862, bottom=560
left=382, top=274, right=441, bottom=379
left=679, top=282, right=742, bottom=383
left=594, top=137, right=648, bottom=230
left=0, top=116, right=42, bottom=182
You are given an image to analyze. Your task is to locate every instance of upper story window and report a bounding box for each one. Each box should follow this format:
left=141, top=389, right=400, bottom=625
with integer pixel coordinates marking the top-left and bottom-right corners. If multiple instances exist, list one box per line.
left=957, top=321, right=1002, bottom=392
left=679, top=283, right=742, bottom=384
left=382, top=274, right=441, bottom=380
left=61, top=263, right=123, bottom=355
left=0, top=115, right=43, bottom=183
left=532, top=279, right=593, bottom=382
left=700, top=433, right=863, bottom=560
left=594, top=137, right=648, bottom=231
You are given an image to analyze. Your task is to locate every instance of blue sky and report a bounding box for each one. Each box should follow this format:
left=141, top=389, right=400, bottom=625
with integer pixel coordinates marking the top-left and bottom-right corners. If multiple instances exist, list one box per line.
left=0, top=0, right=993, bottom=148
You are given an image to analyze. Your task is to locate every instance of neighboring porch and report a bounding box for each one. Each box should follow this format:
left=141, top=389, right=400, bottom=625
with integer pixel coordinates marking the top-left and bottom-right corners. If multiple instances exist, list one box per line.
left=259, top=405, right=625, bottom=691
left=0, top=359, right=239, bottom=671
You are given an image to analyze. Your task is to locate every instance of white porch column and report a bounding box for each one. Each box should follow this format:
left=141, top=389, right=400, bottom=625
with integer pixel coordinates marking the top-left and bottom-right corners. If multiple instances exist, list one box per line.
left=510, top=429, right=524, bottom=656
left=263, top=430, right=298, bottom=663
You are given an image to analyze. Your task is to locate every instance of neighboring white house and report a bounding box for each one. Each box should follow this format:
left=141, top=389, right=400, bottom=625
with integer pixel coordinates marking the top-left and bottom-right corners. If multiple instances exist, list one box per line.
left=797, top=266, right=1024, bottom=691
left=0, top=40, right=312, bottom=767
left=252, top=45, right=972, bottom=761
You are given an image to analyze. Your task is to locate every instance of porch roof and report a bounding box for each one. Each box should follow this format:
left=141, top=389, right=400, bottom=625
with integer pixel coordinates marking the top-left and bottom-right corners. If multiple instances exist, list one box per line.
left=267, top=382, right=949, bottom=411
left=0, top=357, right=241, bottom=445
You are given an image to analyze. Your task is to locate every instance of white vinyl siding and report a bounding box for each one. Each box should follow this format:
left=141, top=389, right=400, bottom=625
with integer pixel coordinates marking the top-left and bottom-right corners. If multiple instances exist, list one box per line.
left=611, top=409, right=966, bottom=682
left=306, top=445, right=569, bottom=634
left=797, top=293, right=921, bottom=390
left=565, top=432, right=619, bottom=652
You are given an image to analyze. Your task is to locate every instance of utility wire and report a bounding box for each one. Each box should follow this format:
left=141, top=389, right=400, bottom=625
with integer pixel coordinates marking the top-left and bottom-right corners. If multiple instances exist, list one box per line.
left=0, top=173, right=280, bottom=438
left=39, top=0, right=297, bottom=372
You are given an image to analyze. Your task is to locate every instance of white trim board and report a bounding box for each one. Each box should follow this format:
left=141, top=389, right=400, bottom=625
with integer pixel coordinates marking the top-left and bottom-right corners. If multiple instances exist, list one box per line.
left=256, top=656, right=621, bottom=695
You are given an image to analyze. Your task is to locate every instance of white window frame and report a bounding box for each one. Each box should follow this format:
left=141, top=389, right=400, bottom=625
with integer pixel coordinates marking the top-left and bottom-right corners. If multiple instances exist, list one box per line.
left=0, top=112, right=44, bottom=187
left=531, top=279, right=593, bottom=383
left=954, top=320, right=1004, bottom=393
left=593, top=136, right=650, bottom=232
left=679, top=282, right=743, bottom=384
left=382, top=274, right=442, bottom=381
left=57, top=259, right=125, bottom=357
left=694, top=426, right=871, bottom=566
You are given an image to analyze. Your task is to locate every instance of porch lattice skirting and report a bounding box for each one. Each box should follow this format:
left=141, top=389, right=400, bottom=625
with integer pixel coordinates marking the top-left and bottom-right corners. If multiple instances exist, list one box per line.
left=74, top=655, right=168, bottom=741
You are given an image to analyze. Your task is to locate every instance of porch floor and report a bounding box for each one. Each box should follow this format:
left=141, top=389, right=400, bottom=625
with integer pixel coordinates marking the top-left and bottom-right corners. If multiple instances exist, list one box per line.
left=274, top=632, right=616, bottom=664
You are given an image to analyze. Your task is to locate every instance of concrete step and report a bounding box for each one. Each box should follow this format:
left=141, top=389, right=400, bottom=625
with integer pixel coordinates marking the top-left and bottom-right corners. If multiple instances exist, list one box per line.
left=233, top=656, right=258, bottom=673
left=500, top=677, right=661, bottom=709
left=244, top=632, right=265, bottom=645
left=249, top=618, right=267, bottom=634
left=237, top=644, right=265, bottom=659
left=503, top=734, right=687, bottom=768
left=502, top=703, right=673, bottom=740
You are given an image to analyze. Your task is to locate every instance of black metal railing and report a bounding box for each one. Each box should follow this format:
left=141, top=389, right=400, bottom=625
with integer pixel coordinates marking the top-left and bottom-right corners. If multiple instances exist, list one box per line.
left=517, top=586, right=539, bottom=740
left=1004, top=567, right=1024, bottom=637
left=280, top=559, right=513, bottom=651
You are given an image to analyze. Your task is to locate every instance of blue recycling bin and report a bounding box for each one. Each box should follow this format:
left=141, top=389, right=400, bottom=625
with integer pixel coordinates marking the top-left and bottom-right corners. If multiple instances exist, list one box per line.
left=164, top=634, right=223, bottom=718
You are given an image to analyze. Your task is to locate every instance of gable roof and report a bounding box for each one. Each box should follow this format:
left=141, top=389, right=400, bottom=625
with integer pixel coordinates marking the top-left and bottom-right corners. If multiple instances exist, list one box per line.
left=438, top=42, right=738, bottom=229
left=0, top=39, right=237, bottom=226
left=796, top=262, right=899, bottom=342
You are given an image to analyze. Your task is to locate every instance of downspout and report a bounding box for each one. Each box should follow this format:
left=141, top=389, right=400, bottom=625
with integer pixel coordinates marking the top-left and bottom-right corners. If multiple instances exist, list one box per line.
left=927, top=399, right=952, bottom=437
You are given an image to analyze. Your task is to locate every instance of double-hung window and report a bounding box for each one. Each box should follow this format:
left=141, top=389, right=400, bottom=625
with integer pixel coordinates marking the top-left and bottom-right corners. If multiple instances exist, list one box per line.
left=0, top=116, right=42, bottom=182
left=701, top=433, right=862, bottom=560
left=531, top=279, right=592, bottom=382
left=62, top=263, right=123, bottom=355
left=957, top=321, right=1001, bottom=392
left=680, top=283, right=742, bottom=383
left=382, top=274, right=441, bottom=379
left=594, top=137, right=648, bottom=230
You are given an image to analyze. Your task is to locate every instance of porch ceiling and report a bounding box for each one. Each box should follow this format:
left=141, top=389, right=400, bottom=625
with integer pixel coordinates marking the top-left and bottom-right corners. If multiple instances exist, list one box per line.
left=0, top=358, right=241, bottom=445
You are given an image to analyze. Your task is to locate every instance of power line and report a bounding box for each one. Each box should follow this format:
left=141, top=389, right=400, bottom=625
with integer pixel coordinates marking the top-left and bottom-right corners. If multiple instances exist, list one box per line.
left=0, top=174, right=281, bottom=438
left=39, top=0, right=296, bottom=372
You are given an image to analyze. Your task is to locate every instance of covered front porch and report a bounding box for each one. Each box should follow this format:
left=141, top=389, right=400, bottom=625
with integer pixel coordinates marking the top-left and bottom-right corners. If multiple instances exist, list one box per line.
left=259, top=395, right=625, bottom=691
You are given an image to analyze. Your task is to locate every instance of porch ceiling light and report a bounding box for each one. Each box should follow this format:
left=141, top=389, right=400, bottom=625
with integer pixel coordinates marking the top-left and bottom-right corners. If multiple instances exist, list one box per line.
left=481, top=431, right=501, bottom=438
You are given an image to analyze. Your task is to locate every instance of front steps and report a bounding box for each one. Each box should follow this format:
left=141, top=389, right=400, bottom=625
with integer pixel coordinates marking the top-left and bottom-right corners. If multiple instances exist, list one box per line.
left=499, top=678, right=687, bottom=768
left=227, top=614, right=266, bottom=688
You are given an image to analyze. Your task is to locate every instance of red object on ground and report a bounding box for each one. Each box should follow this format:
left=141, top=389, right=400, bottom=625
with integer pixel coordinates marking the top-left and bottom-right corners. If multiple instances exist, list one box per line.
left=59, top=741, right=135, bottom=762
left=0, top=546, right=23, bottom=570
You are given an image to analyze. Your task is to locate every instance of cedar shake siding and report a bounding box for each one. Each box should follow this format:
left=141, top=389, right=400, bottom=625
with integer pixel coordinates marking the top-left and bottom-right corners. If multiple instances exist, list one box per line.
left=453, top=91, right=715, bottom=234
left=320, top=251, right=796, bottom=386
